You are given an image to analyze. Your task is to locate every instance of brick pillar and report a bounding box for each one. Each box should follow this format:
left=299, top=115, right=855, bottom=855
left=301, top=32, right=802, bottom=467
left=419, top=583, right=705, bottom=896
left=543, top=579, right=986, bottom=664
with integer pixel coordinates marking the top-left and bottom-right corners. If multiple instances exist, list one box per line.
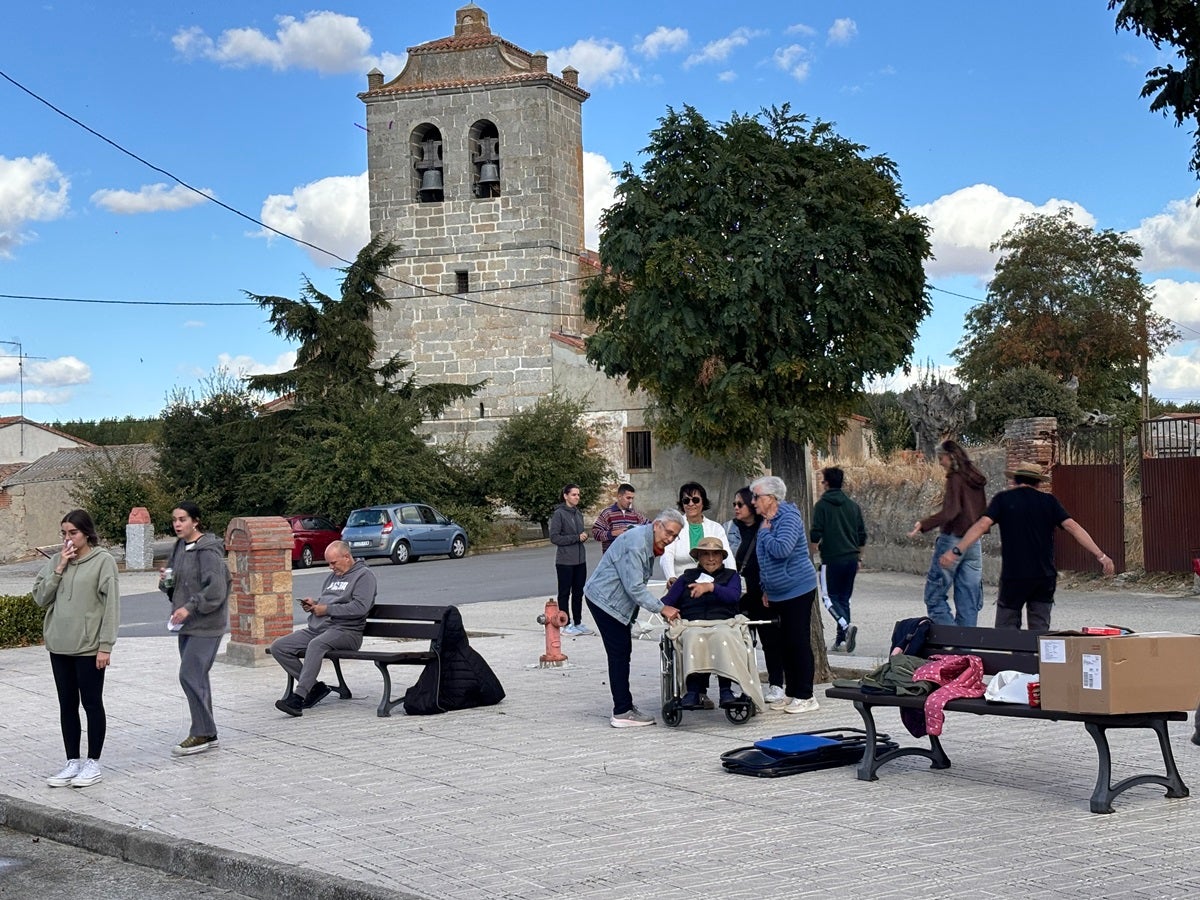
left=1002, top=416, right=1057, bottom=493
left=124, top=506, right=154, bottom=570
left=222, top=516, right=293, bottom=667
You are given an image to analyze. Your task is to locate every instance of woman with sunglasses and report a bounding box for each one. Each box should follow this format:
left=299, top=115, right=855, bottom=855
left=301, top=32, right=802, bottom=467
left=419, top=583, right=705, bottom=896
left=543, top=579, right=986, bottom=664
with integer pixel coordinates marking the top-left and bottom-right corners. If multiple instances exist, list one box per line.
left=660, top=481, right=733, bottom=584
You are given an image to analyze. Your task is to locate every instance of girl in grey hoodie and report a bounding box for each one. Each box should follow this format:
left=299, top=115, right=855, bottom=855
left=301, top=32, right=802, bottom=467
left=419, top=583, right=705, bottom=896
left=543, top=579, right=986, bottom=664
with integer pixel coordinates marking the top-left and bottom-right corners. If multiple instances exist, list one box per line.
left=163, top=501, right=230, bottom=757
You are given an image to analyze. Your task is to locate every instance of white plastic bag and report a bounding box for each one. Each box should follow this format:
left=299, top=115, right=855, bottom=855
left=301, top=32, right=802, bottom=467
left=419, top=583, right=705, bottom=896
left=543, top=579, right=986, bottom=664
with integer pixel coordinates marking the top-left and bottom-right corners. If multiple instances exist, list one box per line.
left=984, top=670, right=1039, bottom=704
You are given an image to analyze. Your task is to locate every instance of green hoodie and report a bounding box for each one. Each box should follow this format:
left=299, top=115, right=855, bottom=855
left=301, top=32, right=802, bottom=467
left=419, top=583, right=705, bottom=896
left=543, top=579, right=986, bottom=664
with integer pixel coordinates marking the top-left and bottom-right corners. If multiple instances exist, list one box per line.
left=810, top=489, right=867, bottom=564
left=33, top=547, right=121, bottom=655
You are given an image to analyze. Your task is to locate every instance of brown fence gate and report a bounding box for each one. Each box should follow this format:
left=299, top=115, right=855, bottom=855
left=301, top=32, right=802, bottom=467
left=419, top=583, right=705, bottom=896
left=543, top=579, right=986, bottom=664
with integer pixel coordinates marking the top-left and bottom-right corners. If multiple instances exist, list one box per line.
left=1053, top=426, right=1126, bottom=574
left=1140, top=415, right=1200, bottom=573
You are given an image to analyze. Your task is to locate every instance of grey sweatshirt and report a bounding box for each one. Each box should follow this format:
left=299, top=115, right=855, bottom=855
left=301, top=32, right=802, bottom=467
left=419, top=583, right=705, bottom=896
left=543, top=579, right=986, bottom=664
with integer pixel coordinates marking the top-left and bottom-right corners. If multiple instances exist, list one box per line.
left=307, top=560, right=377, bottom=636
left=33, top=547, right=120, bottom=655
left=166, top=532, right=231, bottom=637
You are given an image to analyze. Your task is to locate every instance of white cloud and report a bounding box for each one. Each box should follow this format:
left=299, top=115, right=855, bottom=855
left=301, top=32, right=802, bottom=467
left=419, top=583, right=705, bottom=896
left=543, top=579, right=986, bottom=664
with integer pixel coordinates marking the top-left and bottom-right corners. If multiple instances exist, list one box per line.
left=635, top=26, right=687, bottom=58
left=215, top=351, right=297, bottom=377
left=718, top=70, right=737, bottom=83
left=828, top=18, right=858, bottom=45
left=172, top=12, right=398, bottom=75
left=257, top=172, right=368, bottom=266
left=773, top=44, right=811, bottom=81
left=0, top=388, right=72, bottom=405
left=583, top=151, right=618, bottom=250
left=1149, top=279, right=1200, bottom=330
left=912, top=184, right=1095, bottom=278
left=786, top=23, right=817, bottom=37
left=0, top=355, right=90, bottom=387
left=0, top=154, right=69, bottom=259
left=1149, top=344, right=1200, bottom=394
left=548, top=39, right=635, bottom=87
left=684, top=27, right=765, bottom=68
left=1127, top=193, right=1200, bottom=271
left=91, top=183, right=213, bottom=214
left=183, top=320, right=205, bottom=329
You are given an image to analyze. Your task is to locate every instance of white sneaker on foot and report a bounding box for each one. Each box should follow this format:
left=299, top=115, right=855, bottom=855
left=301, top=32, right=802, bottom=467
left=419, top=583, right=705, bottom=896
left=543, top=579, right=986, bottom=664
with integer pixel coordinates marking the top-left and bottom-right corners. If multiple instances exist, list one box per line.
left=763, top=684, right=786, bottom=703
left=783, top=697, right=820, bottom=715
left=574, top=623, right=594, bottom=636
left=71, top=758, right=103, bottom=787
left=46, top=759, right=82, bottom=788
left=769, top=696, right=796, bottom=711
left=561, top=623, right=581, bottom=636
left=610, top=707, right=656, bottom=728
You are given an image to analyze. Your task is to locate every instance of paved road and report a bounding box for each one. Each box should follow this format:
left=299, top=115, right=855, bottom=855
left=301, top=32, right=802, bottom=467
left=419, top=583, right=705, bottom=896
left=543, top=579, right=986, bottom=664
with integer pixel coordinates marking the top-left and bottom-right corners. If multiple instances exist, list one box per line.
left=117, top=542, right=586, bottom=637
left=0, top=826, right=253, bottom=899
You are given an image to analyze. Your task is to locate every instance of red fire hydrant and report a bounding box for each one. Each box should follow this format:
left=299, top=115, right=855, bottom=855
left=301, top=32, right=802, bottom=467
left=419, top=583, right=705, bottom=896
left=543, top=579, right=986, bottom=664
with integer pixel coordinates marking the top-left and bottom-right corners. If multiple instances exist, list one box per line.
left=537, top=598, right=569, bottom=667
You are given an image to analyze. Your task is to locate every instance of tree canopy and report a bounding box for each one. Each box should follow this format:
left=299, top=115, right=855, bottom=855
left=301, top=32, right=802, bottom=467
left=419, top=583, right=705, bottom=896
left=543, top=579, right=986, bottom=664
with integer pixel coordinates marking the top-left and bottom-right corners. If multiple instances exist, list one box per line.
left=966, top=365, right=1084, bottom=442
left=1112, top=0, right=1200, bottom=182
left=480, top=393, right=613, bottom=536
left=583, top=105, right=932, bottom=482
left=953, top=210, right=1178, bottom=413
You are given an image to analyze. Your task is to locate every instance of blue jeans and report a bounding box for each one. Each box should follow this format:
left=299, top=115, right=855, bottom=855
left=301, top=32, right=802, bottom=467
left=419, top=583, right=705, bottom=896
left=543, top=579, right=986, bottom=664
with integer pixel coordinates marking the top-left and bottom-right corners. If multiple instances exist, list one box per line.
left=924, top=533, right=982, bottom=627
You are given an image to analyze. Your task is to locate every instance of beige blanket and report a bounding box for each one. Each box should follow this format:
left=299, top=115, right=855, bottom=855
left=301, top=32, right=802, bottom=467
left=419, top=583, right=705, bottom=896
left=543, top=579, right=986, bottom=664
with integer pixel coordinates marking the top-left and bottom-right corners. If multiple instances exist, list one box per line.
left=667, top=615, right=766, bottom=711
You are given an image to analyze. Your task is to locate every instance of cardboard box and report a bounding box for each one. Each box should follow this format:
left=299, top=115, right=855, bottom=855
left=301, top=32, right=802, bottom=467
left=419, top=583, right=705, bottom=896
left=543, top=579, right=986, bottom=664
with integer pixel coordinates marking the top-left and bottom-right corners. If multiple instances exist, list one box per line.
left=1037, top=632, right=1200, bottom=714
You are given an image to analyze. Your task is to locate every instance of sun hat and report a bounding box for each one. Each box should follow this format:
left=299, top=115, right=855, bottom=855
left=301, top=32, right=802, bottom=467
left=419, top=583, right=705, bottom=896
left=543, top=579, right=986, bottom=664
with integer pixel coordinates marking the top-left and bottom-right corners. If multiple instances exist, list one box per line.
left=1004, top=460, right=1051, bottom=482
left=689, top=536, right=728, bottom=561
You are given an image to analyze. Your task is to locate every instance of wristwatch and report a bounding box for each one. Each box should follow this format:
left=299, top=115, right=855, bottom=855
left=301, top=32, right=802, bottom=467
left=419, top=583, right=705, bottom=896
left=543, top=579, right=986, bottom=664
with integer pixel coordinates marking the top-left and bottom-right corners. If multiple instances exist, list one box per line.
left=951, top=546, right=963, bottom=557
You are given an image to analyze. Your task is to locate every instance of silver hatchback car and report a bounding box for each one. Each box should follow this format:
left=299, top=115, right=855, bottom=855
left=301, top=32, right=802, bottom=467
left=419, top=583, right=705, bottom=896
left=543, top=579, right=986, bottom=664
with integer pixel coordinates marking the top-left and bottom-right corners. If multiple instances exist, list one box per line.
left=341, top=503, right=468, bottom=565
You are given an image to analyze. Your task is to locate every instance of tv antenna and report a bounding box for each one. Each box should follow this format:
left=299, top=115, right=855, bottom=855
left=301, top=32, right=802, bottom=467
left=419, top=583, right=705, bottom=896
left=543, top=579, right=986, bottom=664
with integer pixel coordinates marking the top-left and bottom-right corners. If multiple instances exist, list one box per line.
left=0, top=339, right=49, bottom=457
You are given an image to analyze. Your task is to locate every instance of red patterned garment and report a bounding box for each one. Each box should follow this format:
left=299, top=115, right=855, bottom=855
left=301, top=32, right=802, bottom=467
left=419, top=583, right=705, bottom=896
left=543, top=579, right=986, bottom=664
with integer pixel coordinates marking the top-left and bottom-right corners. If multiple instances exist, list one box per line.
left=911, top=654, right=985, bottom=736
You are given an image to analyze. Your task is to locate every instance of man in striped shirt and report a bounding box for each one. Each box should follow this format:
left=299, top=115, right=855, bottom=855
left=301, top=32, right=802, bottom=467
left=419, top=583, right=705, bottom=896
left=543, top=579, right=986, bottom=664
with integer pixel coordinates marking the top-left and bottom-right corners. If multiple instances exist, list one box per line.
left=591, top=483, right=649, bottom=553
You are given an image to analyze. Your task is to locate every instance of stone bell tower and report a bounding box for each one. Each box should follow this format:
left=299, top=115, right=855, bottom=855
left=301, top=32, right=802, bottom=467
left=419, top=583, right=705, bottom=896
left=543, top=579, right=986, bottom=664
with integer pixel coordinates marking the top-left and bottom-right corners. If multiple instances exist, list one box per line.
left=359, top=3, right=589, bottom=442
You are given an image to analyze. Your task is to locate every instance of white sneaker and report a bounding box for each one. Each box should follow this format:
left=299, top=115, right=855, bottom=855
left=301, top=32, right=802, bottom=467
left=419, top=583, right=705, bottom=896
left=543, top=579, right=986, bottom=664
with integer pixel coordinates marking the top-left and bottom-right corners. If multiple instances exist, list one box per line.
left=763, top=684, right=786, bottom=703
left=610, top=707, right=656, bottom=728
left=561, top=623, right=581, bottom=636
left=46, top=758, right=82, bottom=787
left=783, top=697, right=820, bottom=715
left=574, top=623, right=594, bottom=636
left=769, top=696, right=796, bottom=710
left=71, top=758, right=103, bottom=787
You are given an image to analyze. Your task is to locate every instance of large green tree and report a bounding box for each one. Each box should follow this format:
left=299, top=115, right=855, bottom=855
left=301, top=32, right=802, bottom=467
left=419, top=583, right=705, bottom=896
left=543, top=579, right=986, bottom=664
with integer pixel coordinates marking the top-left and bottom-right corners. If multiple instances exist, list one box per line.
left=1112, top=0, right=1200, bottom=182
left=966, top=365, right=1084, bottom=442
left=480, top=393, right=613, bottom=537
left=954, top=210, right=1178, bottom=413
left=583, top=105, right=932, bottom=505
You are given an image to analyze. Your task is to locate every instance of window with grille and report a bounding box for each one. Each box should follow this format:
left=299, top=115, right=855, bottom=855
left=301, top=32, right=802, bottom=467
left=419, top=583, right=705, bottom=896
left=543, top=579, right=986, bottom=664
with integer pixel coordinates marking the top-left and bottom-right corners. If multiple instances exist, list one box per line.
left=626, top=430, right=652, bottom=470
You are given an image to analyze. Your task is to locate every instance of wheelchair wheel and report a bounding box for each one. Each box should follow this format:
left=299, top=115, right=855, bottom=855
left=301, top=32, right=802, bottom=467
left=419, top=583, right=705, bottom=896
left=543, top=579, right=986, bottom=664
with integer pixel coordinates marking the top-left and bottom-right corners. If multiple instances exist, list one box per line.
left=662, top=700, right=683, bottom=727
left=725, top=701, right=754, bottom=725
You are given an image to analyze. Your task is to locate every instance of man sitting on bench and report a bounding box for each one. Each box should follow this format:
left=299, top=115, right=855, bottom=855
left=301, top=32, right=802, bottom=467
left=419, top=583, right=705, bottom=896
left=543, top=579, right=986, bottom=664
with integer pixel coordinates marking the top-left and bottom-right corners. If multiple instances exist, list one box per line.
left=270, top=541, right=377, bottom=717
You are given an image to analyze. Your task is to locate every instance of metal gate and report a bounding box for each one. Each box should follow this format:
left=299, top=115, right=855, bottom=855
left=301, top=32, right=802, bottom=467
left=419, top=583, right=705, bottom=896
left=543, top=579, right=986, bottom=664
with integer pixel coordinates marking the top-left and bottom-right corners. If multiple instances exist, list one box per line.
left=1053, top=426, right=1125, bottom=574
left=1140, top=415, right=1200, bottom=573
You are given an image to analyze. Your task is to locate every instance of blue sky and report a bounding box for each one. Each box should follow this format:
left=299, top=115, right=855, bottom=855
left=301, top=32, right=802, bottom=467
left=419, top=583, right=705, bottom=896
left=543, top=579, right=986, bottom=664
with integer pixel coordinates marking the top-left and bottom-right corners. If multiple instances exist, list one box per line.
left=3, top=1, right=1199, bottom=423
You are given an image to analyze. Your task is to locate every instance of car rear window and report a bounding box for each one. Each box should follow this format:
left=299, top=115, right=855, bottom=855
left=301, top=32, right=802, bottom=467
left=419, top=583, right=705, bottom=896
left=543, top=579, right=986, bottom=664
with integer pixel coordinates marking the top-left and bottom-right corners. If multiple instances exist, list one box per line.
left=347, top=509, right=388, bottom=527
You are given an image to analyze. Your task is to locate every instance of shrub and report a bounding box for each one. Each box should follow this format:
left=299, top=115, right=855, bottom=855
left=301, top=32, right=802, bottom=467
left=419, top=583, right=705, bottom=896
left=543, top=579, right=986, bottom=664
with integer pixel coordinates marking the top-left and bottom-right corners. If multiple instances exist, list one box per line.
left=439, top=502, right=495, bottom=551
left=0, top=594, right=44, bottom=649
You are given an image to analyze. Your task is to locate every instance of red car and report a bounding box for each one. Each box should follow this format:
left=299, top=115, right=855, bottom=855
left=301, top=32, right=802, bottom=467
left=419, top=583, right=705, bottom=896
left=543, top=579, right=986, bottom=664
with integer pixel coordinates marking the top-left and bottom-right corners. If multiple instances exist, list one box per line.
left=287, top=515, right=342, bottom=569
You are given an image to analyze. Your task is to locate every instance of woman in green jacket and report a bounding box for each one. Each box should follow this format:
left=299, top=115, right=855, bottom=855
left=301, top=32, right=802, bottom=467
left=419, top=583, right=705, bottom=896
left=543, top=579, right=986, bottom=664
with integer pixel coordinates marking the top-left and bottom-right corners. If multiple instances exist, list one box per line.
left=33, top=509, right=120, bottom=789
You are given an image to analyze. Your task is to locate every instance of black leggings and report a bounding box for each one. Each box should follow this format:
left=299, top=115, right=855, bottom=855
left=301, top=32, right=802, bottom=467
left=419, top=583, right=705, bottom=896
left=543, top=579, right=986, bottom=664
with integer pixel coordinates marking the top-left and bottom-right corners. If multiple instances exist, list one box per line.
left=556, top=563, right=587, bottom=625
left=49, top=653, right=107, bottom=760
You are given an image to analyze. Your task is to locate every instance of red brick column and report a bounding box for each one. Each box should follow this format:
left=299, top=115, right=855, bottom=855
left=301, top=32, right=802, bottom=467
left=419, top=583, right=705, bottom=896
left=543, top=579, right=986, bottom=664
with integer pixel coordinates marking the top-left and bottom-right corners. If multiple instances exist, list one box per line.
left=222, top=516, right=293, bottom=667
left=1002, top=416, right=1057, bottom=494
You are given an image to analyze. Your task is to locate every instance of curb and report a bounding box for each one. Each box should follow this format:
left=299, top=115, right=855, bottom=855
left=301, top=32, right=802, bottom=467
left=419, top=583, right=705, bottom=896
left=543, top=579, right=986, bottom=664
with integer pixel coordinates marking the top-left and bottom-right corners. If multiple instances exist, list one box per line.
left=0, top=794, right=422, bottom=900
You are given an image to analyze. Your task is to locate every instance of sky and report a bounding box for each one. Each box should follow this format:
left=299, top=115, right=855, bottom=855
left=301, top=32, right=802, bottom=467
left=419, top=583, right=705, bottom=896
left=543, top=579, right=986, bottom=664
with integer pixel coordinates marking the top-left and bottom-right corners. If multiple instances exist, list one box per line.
left=3, top=0, right=1200, bottom=424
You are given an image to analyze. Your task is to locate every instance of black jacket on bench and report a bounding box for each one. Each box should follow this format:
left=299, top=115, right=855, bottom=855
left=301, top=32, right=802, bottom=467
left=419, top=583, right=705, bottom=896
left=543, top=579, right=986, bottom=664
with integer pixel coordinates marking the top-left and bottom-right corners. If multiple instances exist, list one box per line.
left=403, top=606, right=505, bottom=715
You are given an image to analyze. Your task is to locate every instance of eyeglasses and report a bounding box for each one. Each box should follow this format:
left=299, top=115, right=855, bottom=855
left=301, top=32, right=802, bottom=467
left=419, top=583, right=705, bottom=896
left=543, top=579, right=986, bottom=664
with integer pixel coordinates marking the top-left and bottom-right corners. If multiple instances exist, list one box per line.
left=732, top=501, right=746, bottom=508
left=681, top=496, right=703, bottom=505
left=752, top=493, right=772, bottom=501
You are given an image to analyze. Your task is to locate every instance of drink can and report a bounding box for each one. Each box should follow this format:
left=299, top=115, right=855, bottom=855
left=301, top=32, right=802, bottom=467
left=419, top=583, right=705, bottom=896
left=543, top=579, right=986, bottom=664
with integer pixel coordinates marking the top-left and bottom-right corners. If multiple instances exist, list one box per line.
left=160, top=567, right=175, bottom=591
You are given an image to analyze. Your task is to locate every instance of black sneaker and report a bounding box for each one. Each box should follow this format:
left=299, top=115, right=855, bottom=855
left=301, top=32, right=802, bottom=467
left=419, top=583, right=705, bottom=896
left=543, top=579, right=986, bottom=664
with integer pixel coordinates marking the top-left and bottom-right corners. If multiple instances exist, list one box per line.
left=303, top=681, right=332, bottom=709
left=275, top=692, right=304, bottom=717
left=845, top=624, right=858, bottom=654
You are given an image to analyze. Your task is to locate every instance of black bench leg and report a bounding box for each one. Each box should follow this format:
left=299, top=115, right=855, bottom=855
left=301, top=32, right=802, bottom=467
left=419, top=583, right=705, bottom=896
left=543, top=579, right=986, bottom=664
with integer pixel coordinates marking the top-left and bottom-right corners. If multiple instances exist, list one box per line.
left=282, top=675, right=295, bottom=702
left=851, top=701, right=952, bottom=781
left=373, top=661, right=406, bottom=717
left=1084, top=720, right=1190, bottom=814
left=331, top=659, right=353, bottom=700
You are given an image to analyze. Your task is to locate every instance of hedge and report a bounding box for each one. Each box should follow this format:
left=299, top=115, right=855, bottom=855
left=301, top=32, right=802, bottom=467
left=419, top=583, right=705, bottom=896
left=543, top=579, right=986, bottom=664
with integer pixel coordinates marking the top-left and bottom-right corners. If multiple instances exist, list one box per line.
left=0, top=594, right=44, bottom=649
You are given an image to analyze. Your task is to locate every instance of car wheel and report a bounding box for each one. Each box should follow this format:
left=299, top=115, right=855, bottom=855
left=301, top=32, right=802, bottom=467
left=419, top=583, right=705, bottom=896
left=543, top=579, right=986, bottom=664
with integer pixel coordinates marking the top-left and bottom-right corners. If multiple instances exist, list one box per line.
left=298, top=545, right=314, bottom=569
left=390, top=540, right=411, bottom=565
left=449, top=535, right=467, bottom=559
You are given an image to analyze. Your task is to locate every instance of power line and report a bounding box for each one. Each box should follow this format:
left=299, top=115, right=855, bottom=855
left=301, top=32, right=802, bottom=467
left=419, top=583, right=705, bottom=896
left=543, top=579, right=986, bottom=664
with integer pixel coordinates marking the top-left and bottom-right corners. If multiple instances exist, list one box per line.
left=0, top=67, right=587, bottom=318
